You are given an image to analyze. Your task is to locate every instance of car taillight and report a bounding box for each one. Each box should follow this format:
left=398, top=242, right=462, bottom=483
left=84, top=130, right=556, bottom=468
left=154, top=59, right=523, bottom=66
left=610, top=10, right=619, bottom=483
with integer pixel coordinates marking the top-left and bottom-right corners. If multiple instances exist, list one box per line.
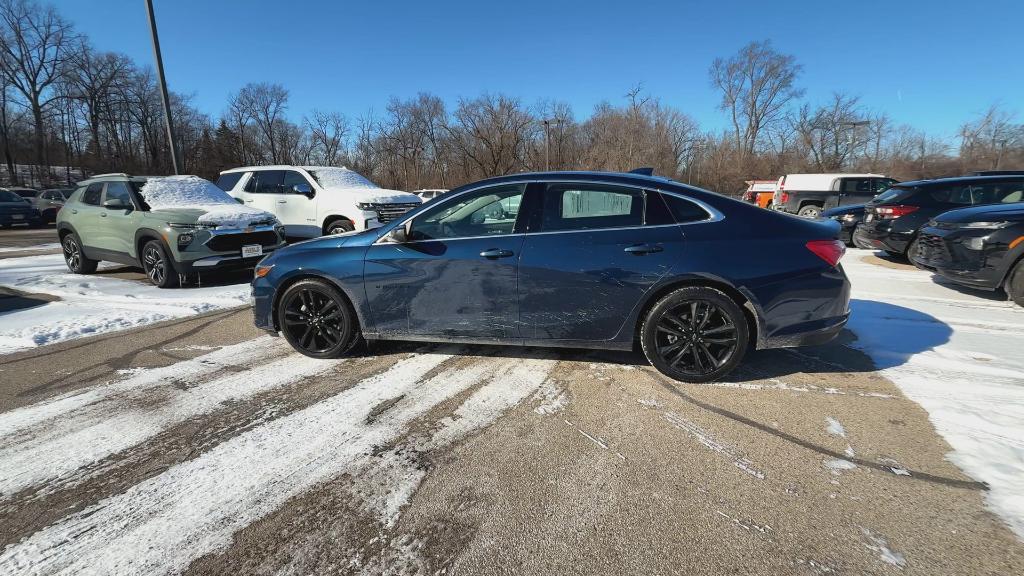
left=779, top=191, right=790, bottom=203
left=806, top=239, right=846, bottom=267
left=874, top=205, right=919, bottom=219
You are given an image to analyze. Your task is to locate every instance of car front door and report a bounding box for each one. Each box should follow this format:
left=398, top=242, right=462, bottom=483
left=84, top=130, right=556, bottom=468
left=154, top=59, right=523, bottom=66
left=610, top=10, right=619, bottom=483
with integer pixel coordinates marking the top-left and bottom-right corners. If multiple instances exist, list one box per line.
left=242, top=170, right=286, bottom=224
left=517, top=183, right=687, bottom=341
left=363, top=183, right=526, bottom=338
left=96, top=181, right=142, bottom=256
left=276, top=170, right=320, bottom=236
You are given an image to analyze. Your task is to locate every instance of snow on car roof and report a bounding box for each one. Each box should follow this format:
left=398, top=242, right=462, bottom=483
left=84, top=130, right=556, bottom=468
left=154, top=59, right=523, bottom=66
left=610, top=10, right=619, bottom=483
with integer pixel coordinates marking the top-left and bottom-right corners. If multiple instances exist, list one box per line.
left=139, top=175, right=274, bottom=226
left=304, top=167, right=377, bottom=190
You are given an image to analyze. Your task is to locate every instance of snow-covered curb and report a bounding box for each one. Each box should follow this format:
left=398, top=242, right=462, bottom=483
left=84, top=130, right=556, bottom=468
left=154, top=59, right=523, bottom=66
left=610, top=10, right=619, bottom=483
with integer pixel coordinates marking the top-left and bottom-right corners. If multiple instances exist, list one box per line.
left=0, top=254, right=249, bottom=354
left=844, top=249, right=1024, bottom=539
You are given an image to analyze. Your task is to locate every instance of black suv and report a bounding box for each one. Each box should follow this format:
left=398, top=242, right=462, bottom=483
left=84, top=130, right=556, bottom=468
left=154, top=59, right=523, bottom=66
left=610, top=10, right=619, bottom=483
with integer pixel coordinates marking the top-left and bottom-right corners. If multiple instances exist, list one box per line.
left=853, top=175, right=1024, bottom=259
left=913, top=202, right=1024, bottom=306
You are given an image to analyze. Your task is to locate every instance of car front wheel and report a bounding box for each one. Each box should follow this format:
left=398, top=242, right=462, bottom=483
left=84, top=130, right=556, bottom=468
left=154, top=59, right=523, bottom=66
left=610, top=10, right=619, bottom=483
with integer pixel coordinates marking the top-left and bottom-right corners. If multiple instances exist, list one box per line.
left=325, top=219, right=355, bottom=236
left=62, top=233, right=98, bottom=274
left=141, top=240, right=179, bottom=288
left=640, top=286, right=750, bottom=383
left=1007, top=260, right=1024, bottom=307
left=277, top=279, right=363, bottom=358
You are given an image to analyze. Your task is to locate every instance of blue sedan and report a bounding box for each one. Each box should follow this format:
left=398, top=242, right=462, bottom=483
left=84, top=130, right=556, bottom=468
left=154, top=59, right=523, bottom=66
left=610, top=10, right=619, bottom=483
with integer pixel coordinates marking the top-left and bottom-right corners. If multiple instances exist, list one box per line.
left=251, top=171, right=850, bottom=382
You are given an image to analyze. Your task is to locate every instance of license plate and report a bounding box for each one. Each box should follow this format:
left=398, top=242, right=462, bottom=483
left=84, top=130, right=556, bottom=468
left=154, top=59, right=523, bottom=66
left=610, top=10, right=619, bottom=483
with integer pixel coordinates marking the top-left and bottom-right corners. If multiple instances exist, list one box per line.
left=11, top=214, right=24, bottom=220
left=241, top=244, right=262, bottom=258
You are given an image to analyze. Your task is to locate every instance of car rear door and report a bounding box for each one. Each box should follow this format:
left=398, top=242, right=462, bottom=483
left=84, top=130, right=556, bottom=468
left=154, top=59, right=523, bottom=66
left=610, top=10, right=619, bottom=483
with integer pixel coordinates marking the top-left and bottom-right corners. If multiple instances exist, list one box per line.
left=516, top=182, right=686, bottom=341
left=71, top=183, right=105, bottom=249
left=363, top=183, right=526, bottom=338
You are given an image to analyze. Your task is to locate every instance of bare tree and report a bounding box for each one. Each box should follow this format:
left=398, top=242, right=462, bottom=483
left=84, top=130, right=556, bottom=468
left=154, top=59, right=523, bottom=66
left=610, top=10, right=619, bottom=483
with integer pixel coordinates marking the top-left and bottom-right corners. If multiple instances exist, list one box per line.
left=304, top=109, right=348, bottom=166
left=448, top=94, right=535, bottom=179
left=709, top=40, right=803, bottom=157
left=0, top=0, right=73, bottom=170
left=231, top=82, right=289, bottom=164
left=959, top=104, right=1024, bottom=171
left=791, top=93, right=865, bottom=171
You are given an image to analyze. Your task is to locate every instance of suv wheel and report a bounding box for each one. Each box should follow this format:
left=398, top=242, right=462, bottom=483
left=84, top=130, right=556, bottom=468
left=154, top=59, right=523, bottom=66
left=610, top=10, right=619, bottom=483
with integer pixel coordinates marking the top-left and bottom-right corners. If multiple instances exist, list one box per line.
left=1007, top=260, right=1024, bottom=307
left=277, top=279, right=363, bottom=358
left=141, top=240, right=179, bottom=288
left=798, top=205, right=822, bottom=218
left=325, top=218, right=355, bottom=236
left=62, top=233, right=98, bottom=274
left=640, top=286, right=750, bottom=383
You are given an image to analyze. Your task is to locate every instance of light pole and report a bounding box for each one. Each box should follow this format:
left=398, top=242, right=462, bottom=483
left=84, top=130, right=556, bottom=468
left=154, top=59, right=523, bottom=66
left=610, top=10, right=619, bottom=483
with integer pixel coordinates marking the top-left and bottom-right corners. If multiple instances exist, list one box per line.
left=542, top=118, right=563, bottom=171
left=145, top=0, right=181, bottom=174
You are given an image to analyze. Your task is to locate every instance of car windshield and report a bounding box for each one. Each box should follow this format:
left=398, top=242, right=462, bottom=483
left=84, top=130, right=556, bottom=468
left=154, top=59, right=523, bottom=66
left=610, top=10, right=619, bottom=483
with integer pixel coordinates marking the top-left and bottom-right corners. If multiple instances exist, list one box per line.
left=873, top=186, right=910, bottom=203
left=15, top=190, right=35, bottom=198
left=0, top=190, right=26, bottom=203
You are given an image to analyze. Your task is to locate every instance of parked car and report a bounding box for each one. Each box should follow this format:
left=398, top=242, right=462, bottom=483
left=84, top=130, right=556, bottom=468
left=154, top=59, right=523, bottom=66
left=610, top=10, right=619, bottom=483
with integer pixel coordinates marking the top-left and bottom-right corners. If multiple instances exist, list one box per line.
left=773, top=173, right=898, bottom=218
left=57, top=173, right=286, bottom=288
left=822, top=204, right=866, bottom=247
left=740, top=180, right=777, bottom=208
left=217, top=165, right=422, bottom=238
left=912, top=202, right=1024, bottom=306
left=14, top=188, right=71, bottom=223
left=0, top=188, right=43, bottom=228
left=413, top=188, right=448, bottom=201
left=854, top=175, right=1024, bottom=260
left=250, top=170, right=851, bottom=383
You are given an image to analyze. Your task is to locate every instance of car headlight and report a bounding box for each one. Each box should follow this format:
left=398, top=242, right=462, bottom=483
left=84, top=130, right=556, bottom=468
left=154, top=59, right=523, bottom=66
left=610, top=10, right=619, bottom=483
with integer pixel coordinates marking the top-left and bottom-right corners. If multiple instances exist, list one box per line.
left=177, top=232, right=194, bottom=245
left=168, top=222, right=216, bottom=230
left=952, top=221, right=1013, bottom=230
left=840, top=214, right=858, bottom=222
left=356, top=202, right=375, bottom=211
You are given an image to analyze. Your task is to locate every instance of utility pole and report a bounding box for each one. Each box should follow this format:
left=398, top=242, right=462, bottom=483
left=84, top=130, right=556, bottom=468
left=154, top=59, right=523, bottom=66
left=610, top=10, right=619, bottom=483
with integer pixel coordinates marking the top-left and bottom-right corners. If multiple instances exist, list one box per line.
left=542, top=118, right=562, bottom=171
left=145, top=0, right=181, bottom=174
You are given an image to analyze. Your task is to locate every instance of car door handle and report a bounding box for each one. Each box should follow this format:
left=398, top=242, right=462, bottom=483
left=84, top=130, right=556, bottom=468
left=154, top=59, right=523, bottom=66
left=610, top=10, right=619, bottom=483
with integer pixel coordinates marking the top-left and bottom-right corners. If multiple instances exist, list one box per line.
left=624, top=244, right=663, bottom=255
left=244, top=199, right=254, bottom=203
left=99, top=212, right=107, bottom=217
left=480, top=249, right=514, bottom=259
left=277, top=200, right=287, bottom=204
left=71, top=209, right=78, bottom=214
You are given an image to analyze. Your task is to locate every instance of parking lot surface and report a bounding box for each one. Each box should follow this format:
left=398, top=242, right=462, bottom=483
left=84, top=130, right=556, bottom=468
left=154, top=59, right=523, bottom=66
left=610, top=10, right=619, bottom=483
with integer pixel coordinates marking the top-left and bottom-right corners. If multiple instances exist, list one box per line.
left=0, top=244, right=1022, bottom=574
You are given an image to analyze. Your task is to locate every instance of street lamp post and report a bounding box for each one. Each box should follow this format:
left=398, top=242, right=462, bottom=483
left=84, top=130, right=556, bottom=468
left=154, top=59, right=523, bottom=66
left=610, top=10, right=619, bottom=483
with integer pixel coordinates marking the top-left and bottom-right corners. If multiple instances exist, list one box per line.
left=145, top=0, right=181, bottom=174
left=542, top=118, right=562, bottom=171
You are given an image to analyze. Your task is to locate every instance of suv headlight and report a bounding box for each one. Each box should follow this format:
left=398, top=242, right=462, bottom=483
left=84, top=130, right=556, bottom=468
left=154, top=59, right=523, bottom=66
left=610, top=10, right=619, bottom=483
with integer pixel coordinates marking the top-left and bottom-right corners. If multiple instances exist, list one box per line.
left=356, top=202, right=376, bottom=211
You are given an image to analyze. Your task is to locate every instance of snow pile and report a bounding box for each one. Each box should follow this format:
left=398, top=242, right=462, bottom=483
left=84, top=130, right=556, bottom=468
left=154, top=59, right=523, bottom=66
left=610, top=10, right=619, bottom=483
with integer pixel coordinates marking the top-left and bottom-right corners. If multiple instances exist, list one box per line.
left=307, top=167, right=422, bottom=205
left=844, top=249, right=1024, bottom=538
left=306, top=167, right=378, bottom=189
left=139, top=175, right=275, bottom=227
left=0, top=254, right=250, bottom=354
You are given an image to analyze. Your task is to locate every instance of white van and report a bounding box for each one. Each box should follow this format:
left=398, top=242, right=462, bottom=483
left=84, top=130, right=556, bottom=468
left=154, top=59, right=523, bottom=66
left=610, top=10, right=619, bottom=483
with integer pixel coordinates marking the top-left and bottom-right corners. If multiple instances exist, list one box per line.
left=217, top=166, right=422, bottom=237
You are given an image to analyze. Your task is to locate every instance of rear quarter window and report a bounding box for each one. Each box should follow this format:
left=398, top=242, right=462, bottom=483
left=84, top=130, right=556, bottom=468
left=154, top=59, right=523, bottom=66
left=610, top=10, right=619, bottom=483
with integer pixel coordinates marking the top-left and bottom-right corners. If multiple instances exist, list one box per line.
left=645, top=191, right=710, bottom=225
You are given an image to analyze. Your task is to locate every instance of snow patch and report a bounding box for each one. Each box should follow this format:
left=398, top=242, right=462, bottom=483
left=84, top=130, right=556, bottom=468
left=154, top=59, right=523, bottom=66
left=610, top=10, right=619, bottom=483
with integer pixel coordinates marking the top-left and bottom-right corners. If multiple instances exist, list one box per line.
left=664, top=412, right=764, bottom=479
left=825, top=417, right=846, bottom=438
left=861, top=527, right=906, bottom=568
left=532, top=380, right=568, bottom=415
left=824, top=458, right=857, bottom=473
left=0, top=242, right=59, bottom=253
left=139, top=175, right=275, bottom=227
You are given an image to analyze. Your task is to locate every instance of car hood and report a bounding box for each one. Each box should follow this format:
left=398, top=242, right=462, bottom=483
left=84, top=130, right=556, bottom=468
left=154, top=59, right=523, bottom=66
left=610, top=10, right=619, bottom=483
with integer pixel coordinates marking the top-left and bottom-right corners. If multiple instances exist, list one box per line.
left=325, top=187, right=422, bottom=205
left=148, top=204, right=277, bottom=227
left=934, top=202, right=1024, bottom=223
left=822, top=204, right=865, bottom=217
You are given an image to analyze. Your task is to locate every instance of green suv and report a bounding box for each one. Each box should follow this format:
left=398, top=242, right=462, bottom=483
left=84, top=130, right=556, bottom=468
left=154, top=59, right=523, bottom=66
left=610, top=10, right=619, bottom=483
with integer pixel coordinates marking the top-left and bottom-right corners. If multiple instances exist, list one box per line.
left=56, top=173, right=286, bottom=288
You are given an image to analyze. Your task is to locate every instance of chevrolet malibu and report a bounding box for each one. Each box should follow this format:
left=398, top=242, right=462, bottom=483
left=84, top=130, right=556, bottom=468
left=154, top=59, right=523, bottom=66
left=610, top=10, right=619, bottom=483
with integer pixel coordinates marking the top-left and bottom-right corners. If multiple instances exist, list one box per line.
left=251, top=171, right=851, bottom=382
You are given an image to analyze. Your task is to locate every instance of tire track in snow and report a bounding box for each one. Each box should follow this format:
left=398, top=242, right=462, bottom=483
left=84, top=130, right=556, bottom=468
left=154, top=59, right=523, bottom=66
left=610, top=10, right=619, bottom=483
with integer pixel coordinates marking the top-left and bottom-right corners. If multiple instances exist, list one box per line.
left=0, top=340, right=348, bottom=500
left=0, top=351, right=556, bottom=575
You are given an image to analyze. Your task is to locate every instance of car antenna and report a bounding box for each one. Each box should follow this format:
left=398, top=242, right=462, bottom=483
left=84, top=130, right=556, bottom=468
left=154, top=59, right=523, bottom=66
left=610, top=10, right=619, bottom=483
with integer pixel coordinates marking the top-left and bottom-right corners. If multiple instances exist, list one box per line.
left=629, top=167, right=655, bottom=176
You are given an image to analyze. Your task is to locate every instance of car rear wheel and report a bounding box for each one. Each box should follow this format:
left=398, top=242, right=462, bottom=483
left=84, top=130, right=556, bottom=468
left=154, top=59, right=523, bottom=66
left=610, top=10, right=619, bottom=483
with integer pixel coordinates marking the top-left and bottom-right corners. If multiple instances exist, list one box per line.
left=325, top=218, right=354, bottom=236
left=1007, top=260, right=1024, bottom=307
left=141, top=240, right=179, bottom=288
left=277, top=279, right=363, bottom=358
left=62, top=233, right=98, bottom=274
left=640, top=286, right=750, bottom=383
left=798, top=205, right=822, bottom=218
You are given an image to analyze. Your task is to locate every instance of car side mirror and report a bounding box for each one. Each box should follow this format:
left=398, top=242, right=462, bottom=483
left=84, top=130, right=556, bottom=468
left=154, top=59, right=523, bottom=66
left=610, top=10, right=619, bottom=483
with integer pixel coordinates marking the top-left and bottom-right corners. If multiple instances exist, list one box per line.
left=292, top=183, right=315, bottom=198
left=103, top=198, right=130, bottom=210
left=386, top=223, right=410, bottom=243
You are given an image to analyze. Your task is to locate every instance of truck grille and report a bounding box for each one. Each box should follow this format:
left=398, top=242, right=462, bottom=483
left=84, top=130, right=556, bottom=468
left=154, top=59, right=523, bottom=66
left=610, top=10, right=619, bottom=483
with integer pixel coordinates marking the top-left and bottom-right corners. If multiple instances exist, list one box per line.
left=206, top=231, right=280, bottom=252
left=375, top=203, right=420, bottom=223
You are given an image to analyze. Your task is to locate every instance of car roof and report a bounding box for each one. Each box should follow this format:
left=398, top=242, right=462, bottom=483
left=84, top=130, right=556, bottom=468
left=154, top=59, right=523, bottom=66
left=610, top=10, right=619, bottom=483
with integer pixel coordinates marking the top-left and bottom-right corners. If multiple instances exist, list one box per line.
left=783, top=173, right=887, bottom=178
left=891, top=174, right=1024, bottom=187
left=77, top=173, right=150, bottom=185
left=220, top=165, right=351, bottom=174
left=444, top=171, right=704, bottom=195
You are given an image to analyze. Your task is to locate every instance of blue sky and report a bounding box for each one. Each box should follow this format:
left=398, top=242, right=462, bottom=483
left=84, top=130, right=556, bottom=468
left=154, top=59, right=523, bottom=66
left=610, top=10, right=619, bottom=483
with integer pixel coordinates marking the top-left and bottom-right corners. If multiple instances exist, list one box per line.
left=56, top=0, right=1023, bottom=142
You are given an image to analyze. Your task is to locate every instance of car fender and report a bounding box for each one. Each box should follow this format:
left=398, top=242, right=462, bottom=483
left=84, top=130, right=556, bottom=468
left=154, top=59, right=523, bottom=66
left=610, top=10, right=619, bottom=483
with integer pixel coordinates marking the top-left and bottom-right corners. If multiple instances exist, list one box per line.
left=133, top=227, right=175, bottom=268
left=269, top=254, right=374, bottom=333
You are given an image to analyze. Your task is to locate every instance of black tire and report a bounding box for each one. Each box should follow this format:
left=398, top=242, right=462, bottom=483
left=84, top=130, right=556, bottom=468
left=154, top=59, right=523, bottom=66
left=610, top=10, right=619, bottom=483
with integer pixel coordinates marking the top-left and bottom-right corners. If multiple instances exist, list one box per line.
left=797, top=205, right=822, bottom=218
left=324, top=219, right=355, bottom=236
left=277, top=279, right=363, bottom=358
left=1007, top=260, right=1024, bottom=307
left=141, top=240, right=179, bottom=288
left=62, top=232, right=98, bottom=274
left=904, top=237, right=920, bottom=261
left=640, top=286, right=750, bottom=383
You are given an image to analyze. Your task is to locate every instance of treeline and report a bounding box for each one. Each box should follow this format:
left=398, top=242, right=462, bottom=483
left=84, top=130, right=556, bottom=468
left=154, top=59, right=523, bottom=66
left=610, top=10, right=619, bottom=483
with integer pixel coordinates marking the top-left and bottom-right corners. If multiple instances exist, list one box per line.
left=2, top=0, right=1023, bottom=194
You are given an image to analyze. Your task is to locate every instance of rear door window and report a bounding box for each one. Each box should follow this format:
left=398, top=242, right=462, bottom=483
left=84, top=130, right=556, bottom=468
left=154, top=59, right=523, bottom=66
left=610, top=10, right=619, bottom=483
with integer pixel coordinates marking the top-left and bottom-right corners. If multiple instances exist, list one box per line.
left=245, top=171, right=286, bottom=194
left=82, top=183, right=104, bottom=206
left=841, top=178, right=873, bottom=193
left=541, top=184, right=643, bottom=231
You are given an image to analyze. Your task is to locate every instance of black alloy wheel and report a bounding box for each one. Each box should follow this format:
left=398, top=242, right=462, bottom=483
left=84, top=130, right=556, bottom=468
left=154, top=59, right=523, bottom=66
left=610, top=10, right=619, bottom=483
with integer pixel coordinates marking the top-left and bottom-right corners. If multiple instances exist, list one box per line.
left=641, top=286, right=750, bottom=383
left=62, top=233, right=98, bottom=274
left=142, top=240, right=178, bottom=288
left=277, top=279, right=362, bottom=358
